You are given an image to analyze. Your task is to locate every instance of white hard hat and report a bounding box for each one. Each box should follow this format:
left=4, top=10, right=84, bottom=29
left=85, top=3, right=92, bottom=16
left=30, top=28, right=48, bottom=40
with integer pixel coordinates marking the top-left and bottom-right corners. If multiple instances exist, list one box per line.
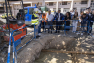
left=84, top=11, right=86, bottom=13
left=84, top=10, right=88, bottom=13
left=43, top=11, right=45, bottom=13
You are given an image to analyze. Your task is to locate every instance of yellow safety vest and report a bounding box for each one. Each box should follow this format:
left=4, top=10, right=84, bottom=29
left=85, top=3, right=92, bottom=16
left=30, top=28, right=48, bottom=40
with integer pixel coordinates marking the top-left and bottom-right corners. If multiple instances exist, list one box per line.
left=33, top=14, right=38, bottom=17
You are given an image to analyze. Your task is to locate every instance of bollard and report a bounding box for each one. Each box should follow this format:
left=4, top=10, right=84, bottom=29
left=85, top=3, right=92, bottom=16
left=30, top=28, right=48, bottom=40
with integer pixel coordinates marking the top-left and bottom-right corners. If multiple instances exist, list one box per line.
left=13, top=43, right=15, bottom=63
left=7, top=33, right=11, bottom=63
left=11, top=33, right=15, bottom=63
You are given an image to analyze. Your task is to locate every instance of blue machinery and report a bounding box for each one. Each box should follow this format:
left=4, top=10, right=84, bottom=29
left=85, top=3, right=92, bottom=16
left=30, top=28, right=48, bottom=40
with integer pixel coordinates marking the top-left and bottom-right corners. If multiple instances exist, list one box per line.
left=24, top=5, right=37, bottom=25
left=7, top=20, right=92, bottom=63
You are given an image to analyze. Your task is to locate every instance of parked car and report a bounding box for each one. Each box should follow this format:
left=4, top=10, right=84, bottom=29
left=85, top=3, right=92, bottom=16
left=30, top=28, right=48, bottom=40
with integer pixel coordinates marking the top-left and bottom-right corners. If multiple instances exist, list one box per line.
left=1, top=13, right=12, bottom=19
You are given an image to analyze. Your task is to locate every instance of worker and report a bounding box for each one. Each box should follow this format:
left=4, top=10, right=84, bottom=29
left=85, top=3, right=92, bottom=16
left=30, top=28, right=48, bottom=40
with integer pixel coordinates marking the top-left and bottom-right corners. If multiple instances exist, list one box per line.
left=32, top=12, right=38, bottom=19
left=37, top=11, right=42, bottom=34
left=42, top=11, right=47, bottom=32
left=46, top=10, right=54, bottom=33
left=72, top=12, right=79, bottom=33
left=89, top=10, right=94, bottom=35
left=81, top=13, right=88, bottom=35
left=16, top=9, right=24, bottom=20
left=54, top=10, right=64, bottom=33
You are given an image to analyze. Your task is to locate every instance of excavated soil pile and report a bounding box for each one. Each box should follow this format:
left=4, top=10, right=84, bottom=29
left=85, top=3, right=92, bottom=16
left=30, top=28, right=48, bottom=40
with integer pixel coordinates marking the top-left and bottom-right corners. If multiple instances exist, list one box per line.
left=16, top=34, right=76, bottom=63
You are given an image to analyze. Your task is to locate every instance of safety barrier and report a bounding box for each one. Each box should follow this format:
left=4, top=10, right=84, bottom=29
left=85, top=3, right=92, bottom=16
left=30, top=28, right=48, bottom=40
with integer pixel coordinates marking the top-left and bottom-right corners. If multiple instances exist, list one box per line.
left=7, top=22, right=39, bottom=63
left=40, top=20, right=92, bottom=35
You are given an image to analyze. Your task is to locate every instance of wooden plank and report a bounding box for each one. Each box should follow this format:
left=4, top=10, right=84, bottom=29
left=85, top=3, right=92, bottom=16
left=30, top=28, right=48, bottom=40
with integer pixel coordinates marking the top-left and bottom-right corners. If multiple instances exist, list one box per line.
left=42, top=50, right=94, bottom=55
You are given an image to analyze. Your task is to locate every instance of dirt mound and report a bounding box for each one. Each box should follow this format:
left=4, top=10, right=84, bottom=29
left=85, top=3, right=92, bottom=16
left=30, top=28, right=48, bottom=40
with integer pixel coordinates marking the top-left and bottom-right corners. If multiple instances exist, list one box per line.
left=17, top=34, right=75, bottom=63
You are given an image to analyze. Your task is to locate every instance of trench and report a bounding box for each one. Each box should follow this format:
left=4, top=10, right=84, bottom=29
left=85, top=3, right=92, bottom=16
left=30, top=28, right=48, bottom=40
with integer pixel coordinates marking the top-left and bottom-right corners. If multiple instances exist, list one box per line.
left=16, top=33, right=76, bottom=63
left=34, top=34, right=76, bottom=63
left=16, top=32, right=94, bottom=63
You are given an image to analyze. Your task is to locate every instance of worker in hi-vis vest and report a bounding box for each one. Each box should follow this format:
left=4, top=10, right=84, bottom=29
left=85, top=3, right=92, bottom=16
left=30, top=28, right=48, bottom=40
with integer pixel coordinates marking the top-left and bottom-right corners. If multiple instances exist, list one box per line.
left=37, top=11, right=42, bottom=35
left=42, top=11, right=47, bottom=31
left=31, top=11, right=39, bottom=25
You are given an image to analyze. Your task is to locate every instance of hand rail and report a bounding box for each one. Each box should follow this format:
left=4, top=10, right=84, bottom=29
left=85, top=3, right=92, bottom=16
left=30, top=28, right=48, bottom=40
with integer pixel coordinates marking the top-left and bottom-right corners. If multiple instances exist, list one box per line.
left=41, top=20, right=92, bottom=34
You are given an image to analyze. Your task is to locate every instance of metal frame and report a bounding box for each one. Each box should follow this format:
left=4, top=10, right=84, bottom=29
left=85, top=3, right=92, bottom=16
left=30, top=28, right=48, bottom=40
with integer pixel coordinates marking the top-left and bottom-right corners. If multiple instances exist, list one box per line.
left=41, top=20, right=91, bottom=35
left=7, top=22, right=38, bottom=63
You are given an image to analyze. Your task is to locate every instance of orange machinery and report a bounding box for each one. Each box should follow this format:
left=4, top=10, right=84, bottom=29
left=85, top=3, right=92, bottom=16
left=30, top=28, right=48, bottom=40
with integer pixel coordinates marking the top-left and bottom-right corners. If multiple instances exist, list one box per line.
left=9, top=19, right=27, bottom=41
left=1, top=19, right=27, bottom=42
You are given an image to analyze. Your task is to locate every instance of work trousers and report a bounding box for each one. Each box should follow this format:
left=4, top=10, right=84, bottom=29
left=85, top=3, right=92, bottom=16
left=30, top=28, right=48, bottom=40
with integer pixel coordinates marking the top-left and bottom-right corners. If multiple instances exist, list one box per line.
left=87, top=22, right=93, bottom=33
left=38, top=21, right=42, bottom=33
left=72, top=21, right=78, bottom=32
left=42, top=22, right=46, bottom=31
left=56, top=21, right=62, bottom=32
left=81, top=24, right=87, bottom=32
left=48, top=21, right=53, bottom=33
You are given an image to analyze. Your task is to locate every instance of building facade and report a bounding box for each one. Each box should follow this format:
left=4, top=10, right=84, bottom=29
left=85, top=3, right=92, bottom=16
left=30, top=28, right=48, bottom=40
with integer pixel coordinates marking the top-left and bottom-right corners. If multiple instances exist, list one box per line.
left=0, top=0, right=93, bottom=16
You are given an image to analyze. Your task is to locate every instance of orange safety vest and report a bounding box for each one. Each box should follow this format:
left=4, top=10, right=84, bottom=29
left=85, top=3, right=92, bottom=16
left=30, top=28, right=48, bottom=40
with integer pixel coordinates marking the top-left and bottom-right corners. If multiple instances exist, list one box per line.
left=42, top=14, right=47, bottom=22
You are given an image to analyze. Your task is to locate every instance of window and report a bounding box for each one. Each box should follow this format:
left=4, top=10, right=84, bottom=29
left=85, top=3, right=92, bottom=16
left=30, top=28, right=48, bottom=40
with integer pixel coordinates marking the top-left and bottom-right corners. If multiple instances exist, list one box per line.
left=63, top=8, right=70, bottom=15
left=29, top=8, right=34, bottom=14
left=91, top=3, right=92, bottom=5
left=81, top=1, right=87, bottom=4
left=14, top=8, right=16, bottom=10
left=73, top=8, right=77, bottom=11
left=91, top=0, right=93, bottom=2
left=92, top=9, right=94, bottom=10
left=62, top=2, right=67, bottom=5
left=0, top=4, right=2, bottom=6
left=24, top=9, right=28, bottom=15
left=49, top=2, right=53, bottom=6
left=53, top=8, right=56, bottom=11
left=80, top=8, right=86, bottom=12
left=17, top=8, right=19, bottom=10
left=58, top=8, right=61, bottom=11
left=90, top=0, right=94, bottom=9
